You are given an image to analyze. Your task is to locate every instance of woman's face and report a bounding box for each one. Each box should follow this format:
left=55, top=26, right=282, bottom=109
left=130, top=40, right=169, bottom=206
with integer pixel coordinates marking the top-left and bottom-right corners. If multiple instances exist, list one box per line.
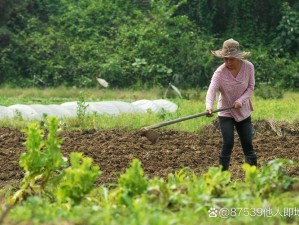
left=223, top=57, right=240, bottom=70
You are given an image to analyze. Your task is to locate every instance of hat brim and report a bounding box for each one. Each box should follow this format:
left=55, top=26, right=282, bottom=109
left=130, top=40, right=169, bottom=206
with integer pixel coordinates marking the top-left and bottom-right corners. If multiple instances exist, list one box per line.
left=211, top=50, right=251, bottom=59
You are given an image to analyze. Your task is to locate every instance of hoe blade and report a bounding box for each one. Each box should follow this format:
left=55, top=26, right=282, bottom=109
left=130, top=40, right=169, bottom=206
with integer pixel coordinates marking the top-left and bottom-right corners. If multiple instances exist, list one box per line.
left=140, top=129, right=160, bottom=144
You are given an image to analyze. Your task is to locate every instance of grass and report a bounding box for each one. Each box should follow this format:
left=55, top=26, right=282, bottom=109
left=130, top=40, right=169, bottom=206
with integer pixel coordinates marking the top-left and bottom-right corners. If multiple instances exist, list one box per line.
left=252, top=92, right=299, bottom=121
left=0, top=87, right=299, bottom=131
left=0, top=86, right=167, bottom=105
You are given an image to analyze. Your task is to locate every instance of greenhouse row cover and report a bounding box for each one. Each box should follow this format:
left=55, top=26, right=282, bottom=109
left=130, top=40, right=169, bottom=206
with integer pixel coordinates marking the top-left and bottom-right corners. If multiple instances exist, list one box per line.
left=0, top=100, right=178, bottom=120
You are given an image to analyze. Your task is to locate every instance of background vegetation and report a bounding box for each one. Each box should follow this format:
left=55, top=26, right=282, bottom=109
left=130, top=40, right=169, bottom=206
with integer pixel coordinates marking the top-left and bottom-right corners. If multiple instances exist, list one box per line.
left=0, top=0, right=298, bottom=89
left=0, top=87, right=299, bottom=132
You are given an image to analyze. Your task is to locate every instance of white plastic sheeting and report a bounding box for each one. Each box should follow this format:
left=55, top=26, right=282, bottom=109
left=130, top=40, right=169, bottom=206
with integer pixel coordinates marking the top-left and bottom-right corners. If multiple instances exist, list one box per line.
left=132, top=99, right=178, bottom=113
left=0, top=99, right=178, bottom=120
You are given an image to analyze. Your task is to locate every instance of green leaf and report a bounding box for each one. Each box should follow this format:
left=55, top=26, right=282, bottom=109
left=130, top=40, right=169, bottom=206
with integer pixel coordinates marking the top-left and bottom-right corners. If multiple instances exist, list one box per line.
left=55, top=152, right=100, bottom=204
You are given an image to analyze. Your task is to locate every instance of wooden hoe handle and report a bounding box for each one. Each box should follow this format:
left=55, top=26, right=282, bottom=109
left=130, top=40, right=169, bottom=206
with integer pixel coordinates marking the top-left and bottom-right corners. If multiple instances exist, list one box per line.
left=143, top=105, right=234, bottom=130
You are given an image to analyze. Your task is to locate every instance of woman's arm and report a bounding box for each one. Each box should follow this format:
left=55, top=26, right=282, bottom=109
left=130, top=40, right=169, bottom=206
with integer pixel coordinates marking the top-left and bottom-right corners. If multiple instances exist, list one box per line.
left=206, top=70, right=221, bottom=110
left=235, top=62, right=255, bottom=105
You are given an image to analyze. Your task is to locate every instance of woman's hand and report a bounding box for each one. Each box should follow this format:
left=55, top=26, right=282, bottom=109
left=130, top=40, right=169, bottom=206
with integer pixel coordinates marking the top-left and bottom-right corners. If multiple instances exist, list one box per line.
left=206, top=108, right=213, bottom=117
left=233, top=102, right=242, bottom=109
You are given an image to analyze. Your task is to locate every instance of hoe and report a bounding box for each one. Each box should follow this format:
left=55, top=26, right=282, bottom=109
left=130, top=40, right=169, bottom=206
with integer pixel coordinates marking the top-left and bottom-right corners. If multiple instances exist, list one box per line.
left=140, top=105, right=234, bottom=144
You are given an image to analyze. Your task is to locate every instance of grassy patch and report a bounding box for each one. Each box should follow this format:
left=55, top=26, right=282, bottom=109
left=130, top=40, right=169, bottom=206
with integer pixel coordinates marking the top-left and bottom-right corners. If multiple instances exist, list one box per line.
left=0, top=87, right=299, bottom=131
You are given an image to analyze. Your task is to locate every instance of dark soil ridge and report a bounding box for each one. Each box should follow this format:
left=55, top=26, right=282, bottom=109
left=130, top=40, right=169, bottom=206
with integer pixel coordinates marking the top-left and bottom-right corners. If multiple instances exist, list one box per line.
left=0, top=120, right=299, bottom=189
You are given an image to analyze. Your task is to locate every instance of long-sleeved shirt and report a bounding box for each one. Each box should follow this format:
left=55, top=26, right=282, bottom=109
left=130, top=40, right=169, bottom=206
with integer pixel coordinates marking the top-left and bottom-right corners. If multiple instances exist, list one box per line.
left=205, top=60, right=255, bottom=122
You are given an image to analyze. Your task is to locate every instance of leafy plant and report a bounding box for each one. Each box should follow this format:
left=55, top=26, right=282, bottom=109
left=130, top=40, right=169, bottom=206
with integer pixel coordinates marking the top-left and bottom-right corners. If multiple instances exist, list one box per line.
left=77, top=92, right=89, bottom=120
left=54, top=152, right=100, bottom=205
left=11, top=117, right=100, bottom=206
left=201, top=166, right=231, bottom=197
left=273, top=2, right=299, bottom=57
left=255, top=85, right=284, bottom=99
left=4, top=157, right=299, bottom=225
left=116, top=159, right=148, bottom=205
left=12, top=117, right=67, bottom=204
left=243, top=159, right=299, bottom=198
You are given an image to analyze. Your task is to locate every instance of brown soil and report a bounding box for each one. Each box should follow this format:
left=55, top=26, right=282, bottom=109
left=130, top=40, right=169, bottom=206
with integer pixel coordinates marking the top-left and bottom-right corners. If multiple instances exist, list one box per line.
left=1, top=120, right=299, bottom=189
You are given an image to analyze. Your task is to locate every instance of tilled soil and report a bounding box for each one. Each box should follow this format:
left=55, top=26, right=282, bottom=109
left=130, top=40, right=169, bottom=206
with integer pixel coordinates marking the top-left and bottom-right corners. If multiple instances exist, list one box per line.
left=1, top=120, right=299, bottom=189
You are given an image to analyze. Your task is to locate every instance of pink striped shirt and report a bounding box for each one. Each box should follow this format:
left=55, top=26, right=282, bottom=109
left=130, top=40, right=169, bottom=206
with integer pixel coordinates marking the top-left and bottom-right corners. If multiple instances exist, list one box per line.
left=206, top=60, right=255, bottom=122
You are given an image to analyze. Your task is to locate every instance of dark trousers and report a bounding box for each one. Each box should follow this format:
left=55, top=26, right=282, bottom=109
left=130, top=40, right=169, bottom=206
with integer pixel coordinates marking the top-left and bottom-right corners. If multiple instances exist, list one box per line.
left=218, top=116, right=256, bottom=157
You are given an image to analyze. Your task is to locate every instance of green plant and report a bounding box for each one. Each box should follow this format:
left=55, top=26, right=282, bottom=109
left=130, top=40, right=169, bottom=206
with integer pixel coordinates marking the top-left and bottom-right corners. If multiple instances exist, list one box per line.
left=116, top=159, right=148, bottom=205
left=77, top=92, right=89, bottom=120
left=10, top=117, right=100, bottom=206
left=243, top=159, right=299, bottom=198
left=13, top=109, right=23, bottom=121
left=54, top=152, right=100, bottom=205
left=255, top=85, right=284, bottom=99
left=201, top=166, right=231, bottom=197
left=12, top=117, right=67, bottom=204
left=4, top=157, right=299, bottom=225
left=273, top=2, right=299, bottom=57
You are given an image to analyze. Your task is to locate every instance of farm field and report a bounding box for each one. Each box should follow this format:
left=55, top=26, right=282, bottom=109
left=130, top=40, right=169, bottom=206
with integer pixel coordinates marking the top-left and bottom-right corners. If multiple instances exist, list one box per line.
left=1, top=1, right=298, bottom=223
left=1, top=120, right=299, bottom=189
left=0, top=88, right=299, bottom=224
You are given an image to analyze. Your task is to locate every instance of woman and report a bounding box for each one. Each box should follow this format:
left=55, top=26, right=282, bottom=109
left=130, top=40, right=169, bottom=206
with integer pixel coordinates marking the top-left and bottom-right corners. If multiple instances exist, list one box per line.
left=205, top=38, right=257, bottom=171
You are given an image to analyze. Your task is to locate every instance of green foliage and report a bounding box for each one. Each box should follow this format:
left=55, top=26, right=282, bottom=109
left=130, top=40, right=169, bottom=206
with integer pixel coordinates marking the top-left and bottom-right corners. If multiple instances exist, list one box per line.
left=252, top=48, right=299, bottom=89
left=273, top=2, right=299, bottom=57
left=1, top=88, right=299, bottom=132
left=54, top=152, right=100, bottom=205
left=11, top=117, right=100, bottom=206
left=255, top=85, right=284, bottom=99
left=0, top=0, right=298, bottom=89
left=12, top=117, right=67, bottom=204
left=6, top=158, right=299, bottom=224
left=77, top=92, right=89, bottom=120
left=180, top=0, right=285, bottom=42
left=19, top=117, right=65, bottom=176
left=243, top=159, right=299, bottom=198
left=1, top=0, right=211, bottom=88
left=116, top=159, right=148, bottom=204
left=99, top=0, right=212, bottom=89
left=201, top=167, right=231, bottom=197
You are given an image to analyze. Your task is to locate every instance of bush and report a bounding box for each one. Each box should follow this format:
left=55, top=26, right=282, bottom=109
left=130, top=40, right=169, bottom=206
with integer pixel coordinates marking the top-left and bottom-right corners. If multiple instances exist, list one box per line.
left=0, top=0, right=298, bottom=89
left=252, top=48, right=299, bottom=89
left=255, top=85, right=284, bottom=99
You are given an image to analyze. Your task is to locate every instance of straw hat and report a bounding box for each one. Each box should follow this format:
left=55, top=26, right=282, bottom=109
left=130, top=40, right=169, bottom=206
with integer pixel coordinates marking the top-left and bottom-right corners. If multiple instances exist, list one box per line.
left=211, top=38, right=251, bottom=58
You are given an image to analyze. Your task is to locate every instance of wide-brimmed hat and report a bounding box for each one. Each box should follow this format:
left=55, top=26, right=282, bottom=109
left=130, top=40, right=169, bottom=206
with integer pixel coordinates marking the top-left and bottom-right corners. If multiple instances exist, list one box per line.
left=211, top=38, right=251, bottom=59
